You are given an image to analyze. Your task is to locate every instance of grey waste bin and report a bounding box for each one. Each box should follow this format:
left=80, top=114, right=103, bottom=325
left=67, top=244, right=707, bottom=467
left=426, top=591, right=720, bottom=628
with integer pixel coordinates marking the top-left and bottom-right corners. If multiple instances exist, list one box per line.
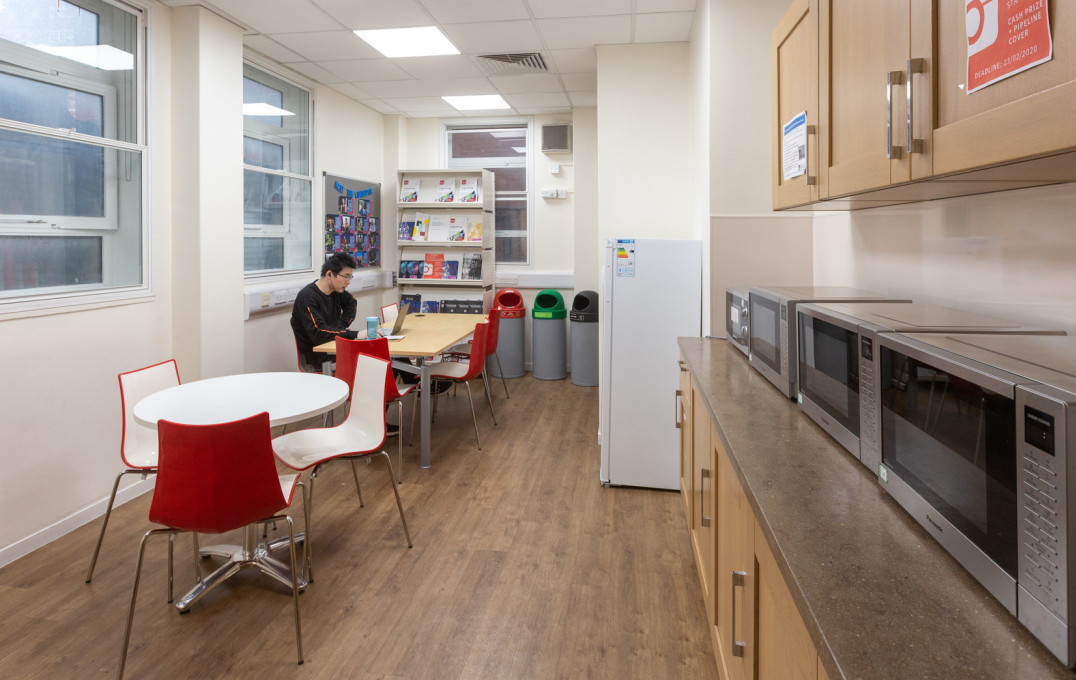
left=570, top=290, right=599, bottom=386
left=532, top=289, right=567, bottom=380
left=489, top=289, right=525, bottom=379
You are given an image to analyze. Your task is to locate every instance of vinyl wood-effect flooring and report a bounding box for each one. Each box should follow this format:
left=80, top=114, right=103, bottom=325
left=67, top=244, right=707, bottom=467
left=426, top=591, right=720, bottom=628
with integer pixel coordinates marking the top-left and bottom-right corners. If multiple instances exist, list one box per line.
left=0, top=375, right=719, bottom=680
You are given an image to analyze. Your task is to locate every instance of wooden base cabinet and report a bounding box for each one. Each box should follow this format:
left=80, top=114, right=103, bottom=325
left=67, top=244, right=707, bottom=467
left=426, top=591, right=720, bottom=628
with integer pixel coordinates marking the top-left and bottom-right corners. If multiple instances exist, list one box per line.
left=690, top=376, right=715, bottom=624
left=715, top=429, right=754, bottom=680
left=678, top=359, right=692, bottom=520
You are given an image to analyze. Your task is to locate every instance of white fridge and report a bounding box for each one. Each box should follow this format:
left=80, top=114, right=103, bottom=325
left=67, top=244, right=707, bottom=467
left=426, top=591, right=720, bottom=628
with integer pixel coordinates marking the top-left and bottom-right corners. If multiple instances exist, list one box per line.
left=599, top=238, right=703, bottom=489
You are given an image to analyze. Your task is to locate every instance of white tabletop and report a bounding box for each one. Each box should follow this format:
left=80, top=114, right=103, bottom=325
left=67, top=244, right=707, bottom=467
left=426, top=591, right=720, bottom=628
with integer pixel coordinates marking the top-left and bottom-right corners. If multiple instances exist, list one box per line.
left=133, top=372, right=349, bottom=429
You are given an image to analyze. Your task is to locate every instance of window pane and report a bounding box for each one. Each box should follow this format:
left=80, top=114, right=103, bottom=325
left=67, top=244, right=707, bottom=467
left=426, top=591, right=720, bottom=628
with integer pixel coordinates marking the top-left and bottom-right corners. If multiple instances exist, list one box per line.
left=245, top=237, right=284, bottom=271
left=0, top=128, right=104, bottom=218
left=243, top=173, right=311, bottom=273
left=243, top=136, right=283, bottom=170
left=0, top=73, right=103, bottom=136
left=496, top=235, right=527, bottom=264
left=242, top=64, right=308, bottom=176
left=449, top=129, right=527, bottom=160
left=489, top=167, right=525, bottom=191
left=243, top=77, right=283, bottom=128
left=0, top=235, right=102, bottom=291
left=0, top=0, right=98, bottom=48
left=495, top=200, right=528, bottom=264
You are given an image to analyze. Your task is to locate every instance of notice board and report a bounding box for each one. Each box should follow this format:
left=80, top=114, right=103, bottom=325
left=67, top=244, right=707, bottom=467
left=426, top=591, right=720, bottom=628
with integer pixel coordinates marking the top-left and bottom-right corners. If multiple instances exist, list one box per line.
left=323, top=172, right=380, bottom=268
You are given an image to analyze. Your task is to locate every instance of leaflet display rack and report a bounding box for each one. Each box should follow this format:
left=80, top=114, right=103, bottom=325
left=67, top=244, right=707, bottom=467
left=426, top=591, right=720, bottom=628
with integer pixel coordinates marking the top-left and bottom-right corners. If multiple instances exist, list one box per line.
left=396, top=169, right=495, bottom=311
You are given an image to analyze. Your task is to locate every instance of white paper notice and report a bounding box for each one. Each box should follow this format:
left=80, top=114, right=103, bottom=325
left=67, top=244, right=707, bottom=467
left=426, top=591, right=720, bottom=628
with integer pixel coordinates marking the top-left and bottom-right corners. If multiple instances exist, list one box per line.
left=615, top=239, right=635, bottom=277
left=782, top=111, right=808, bottom=182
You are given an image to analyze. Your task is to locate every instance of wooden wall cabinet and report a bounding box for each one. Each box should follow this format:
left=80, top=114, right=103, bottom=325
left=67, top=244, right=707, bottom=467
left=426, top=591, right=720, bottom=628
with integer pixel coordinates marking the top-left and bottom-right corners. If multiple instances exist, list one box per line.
left=772, top=0, right=819, bottom=208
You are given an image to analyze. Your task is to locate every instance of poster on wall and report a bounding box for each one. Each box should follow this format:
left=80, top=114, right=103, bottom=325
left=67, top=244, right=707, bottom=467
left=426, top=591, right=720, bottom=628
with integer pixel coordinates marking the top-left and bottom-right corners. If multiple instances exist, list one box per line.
left=965, top=0, right=1052, bottom=94
left=324, top=172, right=380, bottom=268
left=782, top=111, right=807, bottom=182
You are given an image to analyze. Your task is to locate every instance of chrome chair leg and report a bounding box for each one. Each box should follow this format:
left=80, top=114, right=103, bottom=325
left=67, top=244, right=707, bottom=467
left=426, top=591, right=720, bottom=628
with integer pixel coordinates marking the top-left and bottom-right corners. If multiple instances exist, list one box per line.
left=167, top=533, right=175, bottom=604
left=349, top=460, right=365, bottom=507
left=282, top=515, right=304, bottom=665
left=494, top=354, right=510, bottom=399
left=395, top=400, right=404, bottom=483
left=118, top=528, right=174, bottom=680
left=464, top=381, right=481, bottom=450
left=481, top=369, right=497, bottom=425
left=86, top=469, right=150, bottom=583
left=377, top=451, right=412, bottom=548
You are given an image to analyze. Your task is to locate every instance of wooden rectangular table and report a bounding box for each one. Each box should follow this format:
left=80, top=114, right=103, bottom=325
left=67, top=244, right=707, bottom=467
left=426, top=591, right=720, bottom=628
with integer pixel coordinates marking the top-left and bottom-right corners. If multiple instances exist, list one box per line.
left=315, top=312, right=483, bottom=469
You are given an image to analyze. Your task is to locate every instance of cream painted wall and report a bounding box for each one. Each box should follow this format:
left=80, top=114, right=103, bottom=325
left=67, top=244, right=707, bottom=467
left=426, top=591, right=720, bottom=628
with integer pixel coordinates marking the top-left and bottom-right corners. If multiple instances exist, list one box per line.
left=707, top=0, right=813, bottom=335
left=812, top=183, right=1076, bottom=334
left=242, top=86, right=387, bottom=374
left=0, top=3, right=175, bottom=564
left=690, top=0, right=712, bottom=331
left=572, top=107, right=599, bottom=294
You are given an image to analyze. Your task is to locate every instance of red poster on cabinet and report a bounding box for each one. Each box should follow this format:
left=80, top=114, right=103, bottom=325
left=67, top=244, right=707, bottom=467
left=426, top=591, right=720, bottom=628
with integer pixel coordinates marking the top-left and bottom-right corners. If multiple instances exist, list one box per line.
left=965, top=0, right=1052, bottom=94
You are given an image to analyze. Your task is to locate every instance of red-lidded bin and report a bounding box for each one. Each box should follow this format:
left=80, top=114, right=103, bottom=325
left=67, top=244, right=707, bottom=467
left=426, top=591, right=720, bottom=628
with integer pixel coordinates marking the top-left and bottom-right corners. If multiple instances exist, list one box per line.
left=489, top=288, right=525, bottom=378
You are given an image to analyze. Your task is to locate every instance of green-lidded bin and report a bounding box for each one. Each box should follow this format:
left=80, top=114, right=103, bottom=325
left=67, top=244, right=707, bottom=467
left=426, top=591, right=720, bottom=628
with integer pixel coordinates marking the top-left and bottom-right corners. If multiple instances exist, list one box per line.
left=532, top=289, right=567, bottom=380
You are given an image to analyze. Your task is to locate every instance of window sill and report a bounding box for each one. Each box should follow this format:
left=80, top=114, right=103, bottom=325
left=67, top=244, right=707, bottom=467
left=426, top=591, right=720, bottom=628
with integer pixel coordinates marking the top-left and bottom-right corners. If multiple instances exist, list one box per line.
left=0, top=287, right=155, bottom=322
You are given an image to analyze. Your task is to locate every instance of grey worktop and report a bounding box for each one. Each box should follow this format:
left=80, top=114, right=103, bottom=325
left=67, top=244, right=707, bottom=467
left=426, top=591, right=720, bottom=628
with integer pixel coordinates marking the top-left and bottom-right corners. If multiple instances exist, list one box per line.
left=678, top=337, right=1074, bottom=680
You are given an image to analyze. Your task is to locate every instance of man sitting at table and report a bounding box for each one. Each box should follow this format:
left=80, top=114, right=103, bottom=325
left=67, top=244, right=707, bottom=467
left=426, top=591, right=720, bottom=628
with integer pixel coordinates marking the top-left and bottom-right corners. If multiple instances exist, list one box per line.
left=291, top=252, right=362, bottom=373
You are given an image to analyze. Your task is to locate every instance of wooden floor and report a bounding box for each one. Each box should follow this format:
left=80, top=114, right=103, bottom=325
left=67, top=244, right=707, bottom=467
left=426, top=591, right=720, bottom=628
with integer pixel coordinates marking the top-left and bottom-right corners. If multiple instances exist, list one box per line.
left=0, top=375, right=718, bottom=680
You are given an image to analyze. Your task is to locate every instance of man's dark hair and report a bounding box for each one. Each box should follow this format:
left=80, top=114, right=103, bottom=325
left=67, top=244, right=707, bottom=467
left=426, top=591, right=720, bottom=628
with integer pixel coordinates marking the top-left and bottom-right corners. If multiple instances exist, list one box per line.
left=321, top=252, right=358, bottom=277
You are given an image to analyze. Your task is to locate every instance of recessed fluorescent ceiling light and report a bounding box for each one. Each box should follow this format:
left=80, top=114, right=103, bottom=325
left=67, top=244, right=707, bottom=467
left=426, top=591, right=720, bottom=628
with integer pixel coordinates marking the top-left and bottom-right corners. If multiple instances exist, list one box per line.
left=31, top=44, right=133, bottom=70
left=443, top=95, right=511, bottom=111
left=354, top=26, right=459, bottom=58
left=490, top=130, right=526, bottom=138
left=243, top=103, right=295, bottom=117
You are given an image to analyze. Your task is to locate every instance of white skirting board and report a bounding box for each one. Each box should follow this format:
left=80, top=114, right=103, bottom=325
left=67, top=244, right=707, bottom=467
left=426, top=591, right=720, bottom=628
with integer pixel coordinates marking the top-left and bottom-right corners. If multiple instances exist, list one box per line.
left=0, top=476, right=156, bottom=569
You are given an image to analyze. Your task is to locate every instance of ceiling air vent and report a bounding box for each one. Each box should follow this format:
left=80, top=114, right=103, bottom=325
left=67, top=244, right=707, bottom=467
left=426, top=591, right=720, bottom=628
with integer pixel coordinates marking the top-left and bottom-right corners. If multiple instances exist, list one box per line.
left=541, top=124, right=572, bottom=153
left=475, top=52, right=548, bottom=76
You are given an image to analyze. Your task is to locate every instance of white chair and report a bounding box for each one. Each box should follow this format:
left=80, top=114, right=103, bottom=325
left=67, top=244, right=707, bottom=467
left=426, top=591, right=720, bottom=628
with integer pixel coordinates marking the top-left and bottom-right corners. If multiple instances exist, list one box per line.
left=381, top=303, right=399, bottom=325
left=273, top=353, right=412, bottom=582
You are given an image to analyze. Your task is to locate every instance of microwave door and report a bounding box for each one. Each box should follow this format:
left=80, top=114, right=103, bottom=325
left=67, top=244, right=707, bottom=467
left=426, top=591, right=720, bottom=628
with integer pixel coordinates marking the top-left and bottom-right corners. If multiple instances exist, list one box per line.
left=750, top=294, right=781, bottom=374
left=879, top=343, right=1019, bottom=600
left=798, top=313, right=860, bottom=454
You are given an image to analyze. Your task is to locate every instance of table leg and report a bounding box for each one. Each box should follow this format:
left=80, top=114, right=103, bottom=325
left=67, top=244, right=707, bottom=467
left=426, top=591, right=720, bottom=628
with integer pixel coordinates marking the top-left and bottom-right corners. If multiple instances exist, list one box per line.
left=418, top=358, right=431, bottom=469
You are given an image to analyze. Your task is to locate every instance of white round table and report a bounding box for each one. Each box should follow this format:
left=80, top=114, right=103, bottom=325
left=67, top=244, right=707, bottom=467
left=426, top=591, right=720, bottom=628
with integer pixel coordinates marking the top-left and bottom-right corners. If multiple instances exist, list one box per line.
left=133, top=372, right=348, bottom=429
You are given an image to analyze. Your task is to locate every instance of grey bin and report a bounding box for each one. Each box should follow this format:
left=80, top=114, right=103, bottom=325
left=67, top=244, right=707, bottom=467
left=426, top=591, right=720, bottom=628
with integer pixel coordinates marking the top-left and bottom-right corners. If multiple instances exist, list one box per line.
left=531, top=289, right=567, bottom=380
left=569, top=290, right=599, bottom=386
left=489, top=289, right=525, bottom=379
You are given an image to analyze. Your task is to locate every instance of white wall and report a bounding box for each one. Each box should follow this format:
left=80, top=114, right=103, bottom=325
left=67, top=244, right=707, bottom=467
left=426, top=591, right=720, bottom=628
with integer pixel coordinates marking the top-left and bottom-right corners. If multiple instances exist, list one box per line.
left=0, top=2, right=175, bottom=564
left=690, top=0, right=712, bottom=332
left=707, top=0, right=813, bottom=335
left=813, top=183, right=1076, bottom=333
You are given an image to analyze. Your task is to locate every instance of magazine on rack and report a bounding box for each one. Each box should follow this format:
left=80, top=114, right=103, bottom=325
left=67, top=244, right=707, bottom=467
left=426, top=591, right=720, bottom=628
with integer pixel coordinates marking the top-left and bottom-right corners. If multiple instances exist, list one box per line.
left=400, top=177, right=419, bottom=202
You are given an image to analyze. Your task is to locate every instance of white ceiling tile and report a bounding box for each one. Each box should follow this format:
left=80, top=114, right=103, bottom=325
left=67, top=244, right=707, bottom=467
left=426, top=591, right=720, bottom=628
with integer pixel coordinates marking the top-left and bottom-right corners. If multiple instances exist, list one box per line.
left=419, top=77, right=497, bottom=96
left=503, top=92, right=570, bottom=108
left=328, top=82, right=375, bottom=100
left=243, top=35, right=306, bottom=64
left=441, top=21, right=544, bottom=54
left=515, top=106, right=571, bottom=115
left=419, top=0, right=529, bottom=25
left=528, top=0, right=631, bottom=19
left=560, top=72, right=596, bottom=92
left=635, top=12, right=696, bottom=43
left=406, top=109, right=464, bottom=118
left=268, top=30, right=380, bottom=62
left=354, top=80, right=435, bottom=98
left=318, top=58, right=413, bottom=82
left=206, top=0, right=340, bottom=35
left=358, top=98, right=403, bottom=114
left=395, top=55, right=483, bottom=79
left=489, top=73, right=564, bottom=94
left=547, top=48, right=596, bottom=73
left=637, top=0, right=698, bottom=12
left=568, top=91, right=597, bottom=107
left=310, top=0, right=432, bottom=29
left=384, top=97, right=458, bottom=112
left=286, top=61, right=347, bottom=84
left=536, top=16, right=631, bottom=50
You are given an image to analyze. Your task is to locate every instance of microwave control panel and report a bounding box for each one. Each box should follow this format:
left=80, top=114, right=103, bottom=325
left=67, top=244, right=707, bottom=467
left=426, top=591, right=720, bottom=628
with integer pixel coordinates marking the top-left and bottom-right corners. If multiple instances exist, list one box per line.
left=859, top=336, right=878, bottom=455
left=1016, top=388, right=1069, bottom=626
left=779, top=303, right=789, bottom=383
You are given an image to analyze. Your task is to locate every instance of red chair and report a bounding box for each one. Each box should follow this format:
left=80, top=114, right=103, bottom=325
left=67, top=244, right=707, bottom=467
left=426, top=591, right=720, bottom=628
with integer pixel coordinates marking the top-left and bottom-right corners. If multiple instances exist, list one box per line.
left=273, top=353, right=412, bottom=582
left=446, top=311, right=509, bottom=400
left=86, top=359, right=185, bottom=584
left=428, top=321, right=497, bottom=450
left=117, top=412, right=305, bottom=679
left=335, top=336, right=415, bottom=481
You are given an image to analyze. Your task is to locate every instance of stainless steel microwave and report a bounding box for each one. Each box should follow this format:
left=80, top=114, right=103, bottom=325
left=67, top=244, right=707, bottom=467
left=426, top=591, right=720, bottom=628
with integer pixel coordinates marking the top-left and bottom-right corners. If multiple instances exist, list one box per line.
left=747, top=286, right=906, bottom=398
left=796, top=301, right=1066, bottom=473
left=725, top=287, right=749, bottom=356
left=874, top=333, right=1076, bottom=666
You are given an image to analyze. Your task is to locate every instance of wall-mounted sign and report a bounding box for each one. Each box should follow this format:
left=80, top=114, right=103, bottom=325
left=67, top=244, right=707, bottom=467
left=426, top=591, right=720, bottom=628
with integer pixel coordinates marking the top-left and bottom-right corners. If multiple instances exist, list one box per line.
left=782, top=111, right=808, bottom=182
left=966, top=0, right=1052, bottom=94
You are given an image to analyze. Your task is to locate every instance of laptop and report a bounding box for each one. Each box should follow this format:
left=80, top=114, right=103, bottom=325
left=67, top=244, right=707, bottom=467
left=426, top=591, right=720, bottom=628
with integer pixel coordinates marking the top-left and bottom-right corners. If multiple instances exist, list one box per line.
left=379, top=302, right=410, bottom=337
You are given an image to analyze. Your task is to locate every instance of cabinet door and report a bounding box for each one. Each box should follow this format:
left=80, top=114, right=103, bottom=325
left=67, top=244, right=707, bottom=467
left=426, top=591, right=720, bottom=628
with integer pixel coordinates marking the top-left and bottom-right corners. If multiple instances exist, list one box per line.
left=934, top=2, right=1076, bottom=175
left=679, top=358, right=692, bottom=519
left=772, top=0, right=819, bottom=208
left=690, top=380, right=714, bottom=620
left=818, top=0, right=933, bottom=197
left=716, top=437, right=754, bottom=680
left=755, top=520, right=819, bottom=680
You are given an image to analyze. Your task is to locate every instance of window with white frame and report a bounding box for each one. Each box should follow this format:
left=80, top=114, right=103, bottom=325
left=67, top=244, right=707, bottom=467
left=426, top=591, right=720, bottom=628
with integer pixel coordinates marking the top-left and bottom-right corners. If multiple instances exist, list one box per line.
left=445, top=122, right=530, bottom=266
left=0, top=0, right=144, bottom=301
left=242, top=63, right=312, bottom=274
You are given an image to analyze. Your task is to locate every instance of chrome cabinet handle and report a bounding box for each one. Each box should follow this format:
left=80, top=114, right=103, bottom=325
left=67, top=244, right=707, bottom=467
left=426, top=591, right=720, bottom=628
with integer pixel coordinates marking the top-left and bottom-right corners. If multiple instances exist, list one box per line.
left=906, top=58, right=924, bottom=155
left=886, top=70, right=904, bottom=160
left=678, top=359, right=687, bottom=372
left=700, top=468, right=711, bottom=527
left=675, top=389, right=683, bottom=428
left=732, top=570, right=747, bottom=657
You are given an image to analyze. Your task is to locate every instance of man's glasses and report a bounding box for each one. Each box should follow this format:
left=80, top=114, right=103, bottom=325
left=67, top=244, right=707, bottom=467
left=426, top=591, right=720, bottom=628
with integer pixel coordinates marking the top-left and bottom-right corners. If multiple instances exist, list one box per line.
left=335, top=272, right=354, bottom=281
